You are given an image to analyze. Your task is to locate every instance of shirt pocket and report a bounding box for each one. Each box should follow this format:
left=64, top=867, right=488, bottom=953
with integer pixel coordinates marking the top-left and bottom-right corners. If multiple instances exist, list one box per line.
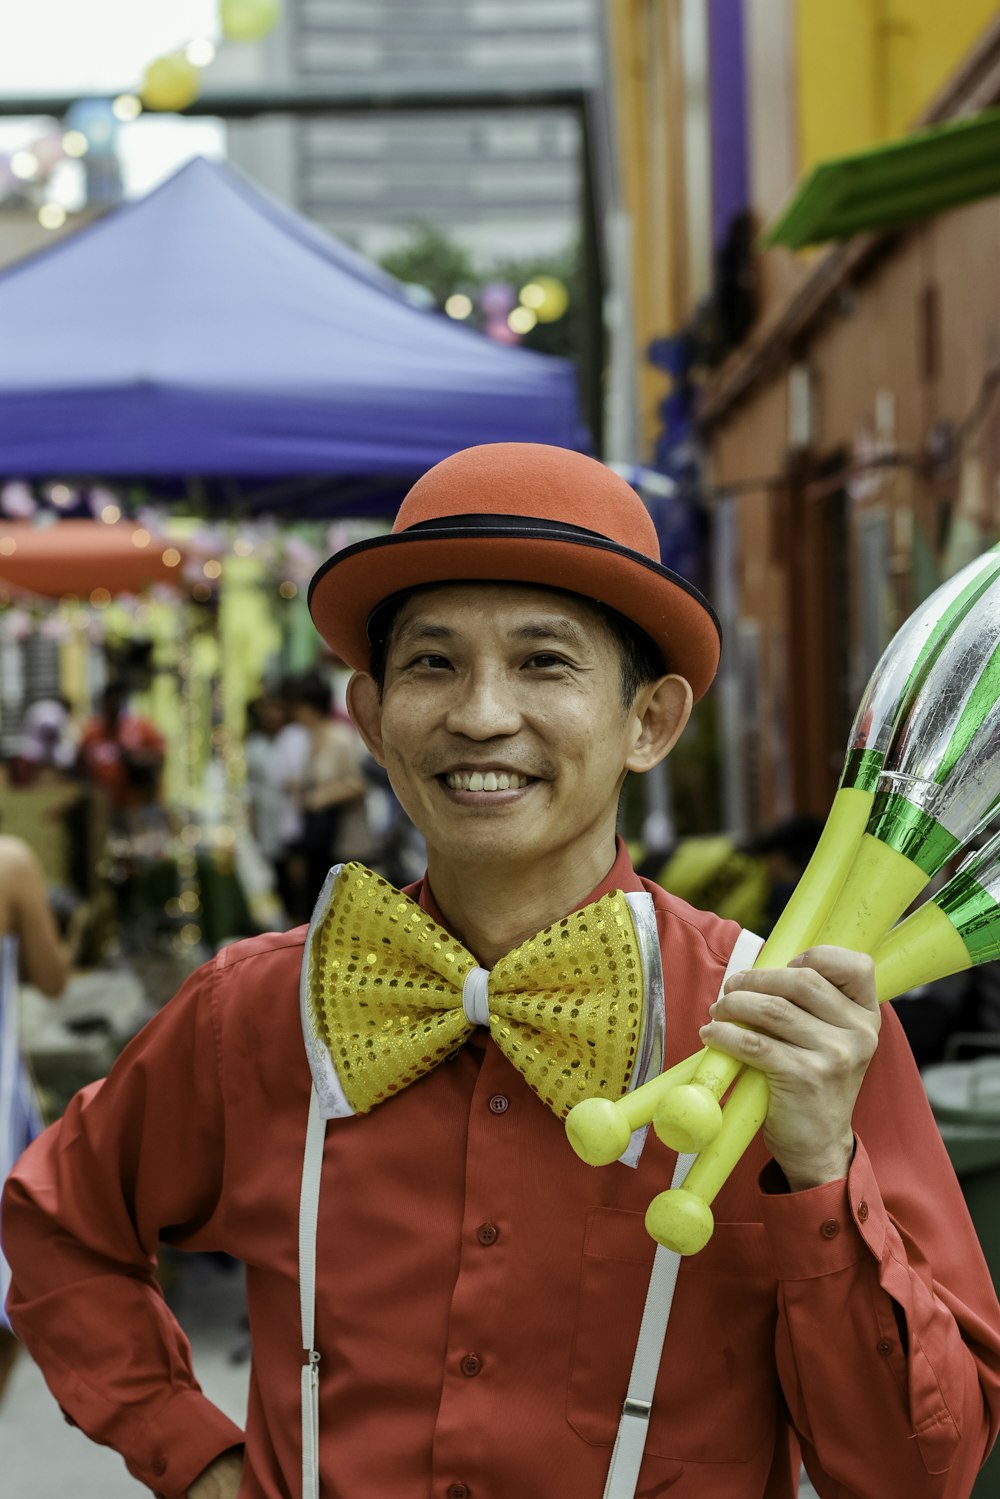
left=566, top=1206, right=778, bottom=1463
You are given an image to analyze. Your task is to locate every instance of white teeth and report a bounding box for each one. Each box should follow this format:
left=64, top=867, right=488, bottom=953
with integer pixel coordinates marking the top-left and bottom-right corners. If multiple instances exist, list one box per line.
left=445, top=770, right=530, bottom=792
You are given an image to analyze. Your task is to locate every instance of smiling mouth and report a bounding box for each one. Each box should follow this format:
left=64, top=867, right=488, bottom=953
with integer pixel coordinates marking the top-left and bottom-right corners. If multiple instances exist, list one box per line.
left=442, top=770, right=535, bottom=792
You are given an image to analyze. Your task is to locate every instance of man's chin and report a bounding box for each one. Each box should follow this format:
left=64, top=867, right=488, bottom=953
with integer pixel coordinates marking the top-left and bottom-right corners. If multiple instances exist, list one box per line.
left=429, top=824, right=542, bottom=868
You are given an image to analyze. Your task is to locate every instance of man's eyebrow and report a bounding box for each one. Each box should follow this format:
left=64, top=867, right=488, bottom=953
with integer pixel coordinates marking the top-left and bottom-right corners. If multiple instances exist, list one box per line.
left=392, top=615, right=593, bottom=649
left=392, top=618, right=457, bottom=646
left=509, top=619, right=591, bottom=649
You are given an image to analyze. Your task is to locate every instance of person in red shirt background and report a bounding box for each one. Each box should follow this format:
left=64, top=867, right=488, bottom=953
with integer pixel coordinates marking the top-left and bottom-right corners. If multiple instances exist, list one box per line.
left=3, top=443, right=1000, bottom=1499
left=77, top=681, right=166, bottom=821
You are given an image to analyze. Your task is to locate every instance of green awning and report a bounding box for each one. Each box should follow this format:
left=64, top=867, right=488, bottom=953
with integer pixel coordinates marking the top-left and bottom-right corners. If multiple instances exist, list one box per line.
left=763, top=108, right=1000, bottom=250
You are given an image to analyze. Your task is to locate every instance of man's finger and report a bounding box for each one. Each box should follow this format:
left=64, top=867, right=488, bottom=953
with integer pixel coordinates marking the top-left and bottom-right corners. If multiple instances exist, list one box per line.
left=724, top=946, right=878, bottom=1014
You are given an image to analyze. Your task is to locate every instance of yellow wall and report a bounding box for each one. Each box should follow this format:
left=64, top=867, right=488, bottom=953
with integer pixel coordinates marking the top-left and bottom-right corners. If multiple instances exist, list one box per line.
left=607, top=0, right=998, bottom=456
left=606, top=0, right=677, bottom=453
left=794, top=0, right=999, bottom=175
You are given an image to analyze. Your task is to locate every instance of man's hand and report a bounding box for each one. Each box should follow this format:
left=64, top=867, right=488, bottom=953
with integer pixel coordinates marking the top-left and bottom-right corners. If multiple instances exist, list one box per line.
left=186, top=1449, right=244, bottom=1499
left=699, top=946, right=881, bottom=1191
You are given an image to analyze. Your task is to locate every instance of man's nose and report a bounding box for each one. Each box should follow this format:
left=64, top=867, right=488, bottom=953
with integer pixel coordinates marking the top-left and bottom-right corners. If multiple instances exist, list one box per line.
left=444, top=669, right=521, bottom=739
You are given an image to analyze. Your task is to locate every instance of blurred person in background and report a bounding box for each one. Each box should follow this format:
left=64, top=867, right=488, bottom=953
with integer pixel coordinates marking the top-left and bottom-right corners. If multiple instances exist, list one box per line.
left=10, top=697, right=77, bottom=788
left=77, top=682, right=165, bottom=829
left=268, top=677, right=312, bottom=925
left=655, top=815, right=823, bottom=936
left=242, top=691, right=292, bottom=889
left=289, top=671, right=368, bottom=919
left=0, top=832, right=72, bottom=1405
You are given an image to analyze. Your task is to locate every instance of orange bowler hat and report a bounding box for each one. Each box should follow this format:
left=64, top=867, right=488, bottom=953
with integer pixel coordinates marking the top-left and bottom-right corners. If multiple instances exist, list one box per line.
left=308, top=443, right=721, bottom=701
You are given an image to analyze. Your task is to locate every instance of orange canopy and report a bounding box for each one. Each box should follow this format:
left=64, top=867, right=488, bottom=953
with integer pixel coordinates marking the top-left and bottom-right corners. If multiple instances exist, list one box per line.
left=0, top=521, right=184, bottom=599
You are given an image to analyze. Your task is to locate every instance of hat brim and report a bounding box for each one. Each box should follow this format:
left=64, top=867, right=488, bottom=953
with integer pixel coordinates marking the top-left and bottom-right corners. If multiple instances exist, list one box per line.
left=308, top=520, right=721, bottom=702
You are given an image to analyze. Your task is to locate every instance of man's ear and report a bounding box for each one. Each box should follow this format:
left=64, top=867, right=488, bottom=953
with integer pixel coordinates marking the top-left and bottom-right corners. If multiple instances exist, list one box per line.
left=625, top=674, right=693, bottom=773
left=346, top=673, right=387, bottom=767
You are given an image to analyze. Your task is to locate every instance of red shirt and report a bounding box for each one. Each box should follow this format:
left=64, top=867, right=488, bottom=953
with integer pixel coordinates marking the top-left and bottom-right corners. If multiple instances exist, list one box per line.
left=78, top=713, right=165, bottom=810
left=4, top=843, right=1000, bottom=1498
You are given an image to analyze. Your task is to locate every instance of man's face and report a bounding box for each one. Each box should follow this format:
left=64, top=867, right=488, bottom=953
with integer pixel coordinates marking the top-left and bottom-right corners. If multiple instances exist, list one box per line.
left=350, top=583, right=646, bottom=872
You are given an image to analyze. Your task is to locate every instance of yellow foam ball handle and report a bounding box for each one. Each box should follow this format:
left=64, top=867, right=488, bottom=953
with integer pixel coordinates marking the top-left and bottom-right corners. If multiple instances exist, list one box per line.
left=647, top=1065, right=770, bottom=1253
left=646, top=1186, right=715, bottom=1254
left=565, top=1049, right=703, bottom=1166
left=652, top=1082, right=722, bottom=1154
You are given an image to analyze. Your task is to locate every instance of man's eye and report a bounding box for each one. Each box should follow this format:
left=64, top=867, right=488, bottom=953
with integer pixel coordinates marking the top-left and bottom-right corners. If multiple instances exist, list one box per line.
left=524, top=653, right=569, bottom=669
left=410, top=653, right=452, bottom=669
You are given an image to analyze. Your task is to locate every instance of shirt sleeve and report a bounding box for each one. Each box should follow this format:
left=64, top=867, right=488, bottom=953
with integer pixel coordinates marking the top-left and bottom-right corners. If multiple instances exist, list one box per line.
left=1, top=957, right=244, bottom=1499
left=759, top=1004, right=1000, bottom=1498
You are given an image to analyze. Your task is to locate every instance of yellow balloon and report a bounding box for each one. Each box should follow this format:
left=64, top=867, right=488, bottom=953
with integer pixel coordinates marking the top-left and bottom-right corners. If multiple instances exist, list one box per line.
left=519, top=275, right=569, bottom=324
left=221, top=0, right=282, bottom=42
left=141, top=53, right=201, bottom=112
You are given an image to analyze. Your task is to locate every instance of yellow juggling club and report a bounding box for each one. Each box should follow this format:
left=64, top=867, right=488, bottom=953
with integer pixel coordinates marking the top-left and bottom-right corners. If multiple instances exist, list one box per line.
left=871, top=827, right=1000, bottom=1003
left=650, top=545, right=1000, bottom=1160
left=645, top=842, right=1000, bottom=1256
left=644, top=577, right=1000, bottom=1252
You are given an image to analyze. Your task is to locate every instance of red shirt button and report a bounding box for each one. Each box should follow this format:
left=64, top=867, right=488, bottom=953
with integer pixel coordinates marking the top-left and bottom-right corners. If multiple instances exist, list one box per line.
left=820, top=1219, right=840, bottom=1240
left=476, top=1223, right=499, bottom=1246
left=857, top=1200, right=870, bottom=1223
left=151, top=1457, right=167, bottom=1477
left=447, top=1485, right=470, bottom=1499
left=877, top=1339, right=893, bottom=1356
left=461, top=1353, right=483, bottom=1377
left=489, top=1094, right=509, bottom=1114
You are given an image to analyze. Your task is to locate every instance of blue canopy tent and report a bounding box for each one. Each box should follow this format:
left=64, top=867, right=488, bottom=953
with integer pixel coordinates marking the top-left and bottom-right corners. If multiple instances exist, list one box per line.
left=0, top=158, right=584, bottom=514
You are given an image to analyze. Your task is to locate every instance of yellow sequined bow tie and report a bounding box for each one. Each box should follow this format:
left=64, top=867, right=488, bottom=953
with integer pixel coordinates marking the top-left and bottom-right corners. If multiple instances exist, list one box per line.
left=303, top=863, right=647, bottom=1118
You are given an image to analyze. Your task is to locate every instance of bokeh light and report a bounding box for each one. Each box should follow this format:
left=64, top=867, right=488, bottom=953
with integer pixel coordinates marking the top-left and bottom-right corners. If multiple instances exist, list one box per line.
left=112, top=95, right=143, bottom=123
left=141, top=53, right=202, bottom=113
left=508, top=306, right=538, bottom=335
left=10, top=150, right=39, bottom=181
left=444, top=293, right=473, bottom=320
left=61, top=130, right=89, bottom=158
left=220, top=0, right=282, bottom=42
left=518, top=276, right=569, bottom=323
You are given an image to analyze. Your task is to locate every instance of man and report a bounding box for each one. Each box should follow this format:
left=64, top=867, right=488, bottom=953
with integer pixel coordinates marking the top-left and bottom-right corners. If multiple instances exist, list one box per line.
left=4, top=443, right=1000, bottom=1499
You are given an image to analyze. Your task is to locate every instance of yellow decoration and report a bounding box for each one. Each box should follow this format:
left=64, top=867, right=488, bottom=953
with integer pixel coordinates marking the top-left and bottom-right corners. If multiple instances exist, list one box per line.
left=305, top=864, right=644, bottom=1118
left=141, top=53, right=202, bottom=112
left=518, top=276, right=569, bottom=323
left=220, top=0, right=282, bottom=42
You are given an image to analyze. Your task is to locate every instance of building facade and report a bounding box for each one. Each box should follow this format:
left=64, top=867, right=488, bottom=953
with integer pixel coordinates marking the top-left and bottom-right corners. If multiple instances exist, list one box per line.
left=226, top=0, right=601, bottom=262
left=608, top=0, right=1000, bottom=834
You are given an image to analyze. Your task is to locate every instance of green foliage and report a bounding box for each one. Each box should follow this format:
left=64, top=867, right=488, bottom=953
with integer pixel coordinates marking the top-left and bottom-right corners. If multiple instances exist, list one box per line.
left=378, top=224, right=479, bottom=310
left=377, top=223, right=582, bottom=365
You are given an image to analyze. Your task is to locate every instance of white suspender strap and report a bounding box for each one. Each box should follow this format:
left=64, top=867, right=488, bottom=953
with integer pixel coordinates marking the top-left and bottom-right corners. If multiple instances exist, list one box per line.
left=602, top=925, right=764, bottom=1499
left=299, top=1085, right=326, bottom=1499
